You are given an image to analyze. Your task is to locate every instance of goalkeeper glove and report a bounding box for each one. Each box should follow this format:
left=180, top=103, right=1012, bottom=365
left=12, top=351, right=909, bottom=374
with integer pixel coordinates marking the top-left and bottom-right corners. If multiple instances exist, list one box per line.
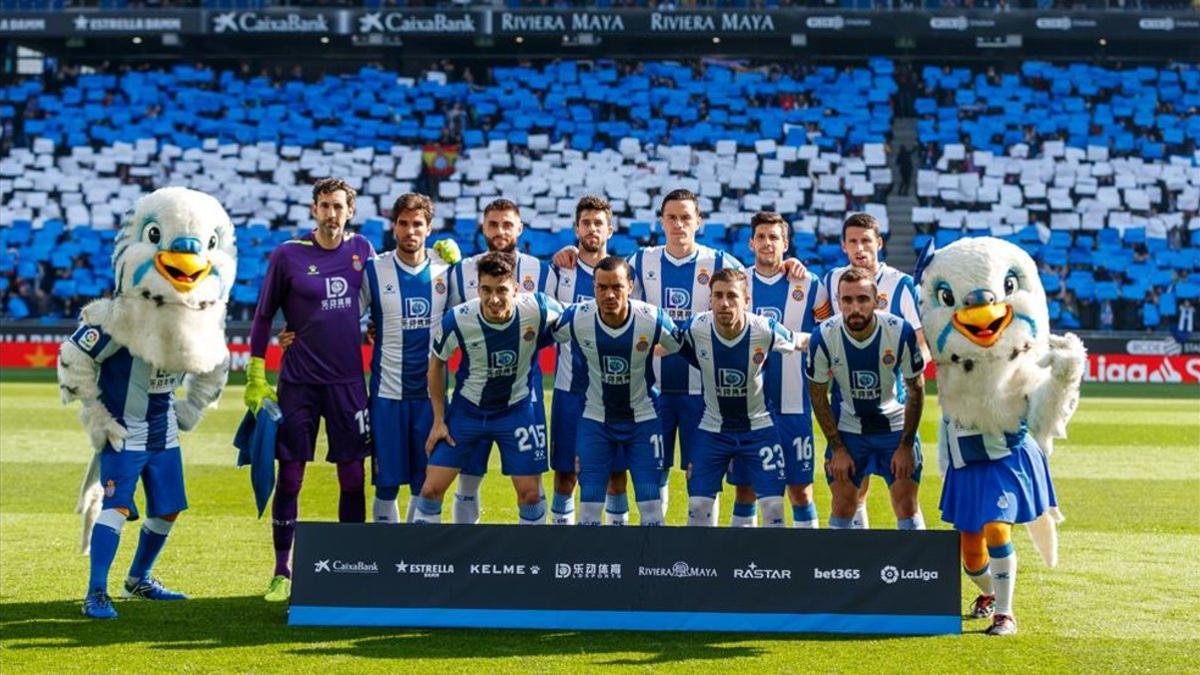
left=244, top=356, right=277, bottom=414
left=433, top=238, right=462, bottom=265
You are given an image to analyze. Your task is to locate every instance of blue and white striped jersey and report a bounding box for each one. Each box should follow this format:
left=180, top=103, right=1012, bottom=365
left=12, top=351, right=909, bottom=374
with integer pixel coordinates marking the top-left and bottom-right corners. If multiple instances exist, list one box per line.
left=432, top=292, right=562, bottom=412
left=447, top=251, right=555, bottom=307
left=806, top=311, right=924, bottom=435
left=362, top=250, right=450, bottom=401
left=68, top=323, right=184, bottom=451
left=749, top=269, right=832, bottom=416
left=551, top=299, right=683, bottom=424
left=824, top=263, right=921, bottom=328
left=551, top=260, right=596, bottom=394
left=939, top=417, right=1027, bottom=470
left=630, top=245, right=743, bottom=396
left=680, top=312, right=800, bottom=434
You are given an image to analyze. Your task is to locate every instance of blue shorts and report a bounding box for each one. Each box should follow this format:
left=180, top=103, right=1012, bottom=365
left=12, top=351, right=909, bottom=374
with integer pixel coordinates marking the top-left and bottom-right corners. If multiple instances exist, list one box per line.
left=100, top=447, right=188, bottom=520
left=370, top=396, right=433, bottom=494
left=727, top=412, right=816, bottom=487
left=689, top=426, right=786, bottom=498
left=462, top=385, right=550, bottom=477
left=552, top=390, right=629, bottom=475
left=430, top=399, right=548, bottom=477
left=940, top=434, right=1058, bottom=534
left=825, top=430, right=923, bottom=488
left=658, top=393, right=703, bottom=469
left=576, top=417, right=662, bottom=489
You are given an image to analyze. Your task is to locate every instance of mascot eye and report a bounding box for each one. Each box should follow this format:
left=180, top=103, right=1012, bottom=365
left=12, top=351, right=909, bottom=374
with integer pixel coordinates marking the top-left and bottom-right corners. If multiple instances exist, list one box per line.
left=208, top=235, right=218, bottom=250
left=1004, top=271, right=1019, bottom=296
left=937, top=287, right=955, bottom=307
left=146, top=225, right=161, bottom=245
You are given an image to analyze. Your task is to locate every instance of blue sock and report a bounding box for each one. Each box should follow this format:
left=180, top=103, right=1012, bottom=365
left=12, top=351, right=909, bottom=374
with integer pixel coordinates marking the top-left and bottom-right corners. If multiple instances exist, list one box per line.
left=376, top=485, right=400, bottom=501
left=792, top=503, right=818, bottom=523
left=127, top=525, right=169, bottom=581
left=897, top=517, right=918, bottom=530
left=88, top=524, right=121, bottom=593
left=415, top=496, right=442, bottom=516
left=551, top=491, right=574, bottom=515
left=829, top=516, right=855, bottom=529
left=733, top=501, right=757, bottom=517
left=605, top=492, right=629, bottom=516
left=518, top=501, right=546, bottom=523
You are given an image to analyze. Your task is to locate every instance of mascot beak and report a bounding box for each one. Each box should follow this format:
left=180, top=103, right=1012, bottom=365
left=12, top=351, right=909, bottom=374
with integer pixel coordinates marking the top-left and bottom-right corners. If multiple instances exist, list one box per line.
left=155, top=237, right=212, bottom=292
left=951, top=290, right=1013, bottom=348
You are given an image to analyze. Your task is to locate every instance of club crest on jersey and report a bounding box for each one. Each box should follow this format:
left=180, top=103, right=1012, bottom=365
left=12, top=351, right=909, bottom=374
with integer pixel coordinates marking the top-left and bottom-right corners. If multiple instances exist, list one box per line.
left=523, top=327, right=536, bottom=342
left=522, top=275, right=536, bottom=291
left=697, top=268, right=710, bottom=285
left=876, top=293, right=889, bottom=310
left=434, top=278, right=447, bottom=295
left=636, top=336, right=650, bottom=352
left=352, top=254, right=364, bottom=272
left=752, top=348, right=766, bottom=365
left=882, top=349, right=896, bottom=366
left=792, top=285, right=806, bottom=301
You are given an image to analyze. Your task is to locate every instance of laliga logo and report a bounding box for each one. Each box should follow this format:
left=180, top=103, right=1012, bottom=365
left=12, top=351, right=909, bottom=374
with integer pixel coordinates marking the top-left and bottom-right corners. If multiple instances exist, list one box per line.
left=880, top=565, right=899, bottom=584
left=757, top=307, right=783, bottom=322
left=325, top=276, right=348, bottom=299
left=490, top=350, right=518, bottom=368
left=881, top=565, right=939, bottom=583
left=666, top=288, right=691, bottom=308
left=604, top=356, right=630, bottom=375
left=719, top=368, right=747, bottom=387
left=406, top=297, right=431, bottom=317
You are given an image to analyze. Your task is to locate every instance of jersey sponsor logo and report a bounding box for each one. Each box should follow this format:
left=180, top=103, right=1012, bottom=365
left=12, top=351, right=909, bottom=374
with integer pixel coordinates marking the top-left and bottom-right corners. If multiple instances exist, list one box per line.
left=490, top=350, right=518, bottom=371
left=352, top=254, right=364, bottom=272
left=882, top=349, right=896, bottom=366
left=638, top=561, right=718, bottom=578
left=665, top=288, right=692, bottom=321
left=850, top=370, right=881, bottom=399
left=522, top=275, right=536, bottom=291
left=792, top=285, right=806, bottom=301
left=813, top=567, right=861, bottom=580
left=635, top=336, right=650, bottom=352
left=602, top=356, right=631, bottom=384
left=554, top=562, right=623, bottom=579
left=78, top=327, right=101, bottom=351
left=756, top=307, right=782, bottom=322
left=406, top=297, right=430, bottom=317
left=394, top=560, right=454, bottom=578
left=880, top=565, right=939, bottom=584
left=148, top=368, right=180, bottom=393
left=733, top=562, right=792, bottom=580
left=717, top=368, right=749, bottom=396
left=696, top=268, right=710, bottom=285
left=323, top=276, right=353, bottom=310
left=315, top=559, right=379, bottom=574
left=469, top=563, right=540, bottom=576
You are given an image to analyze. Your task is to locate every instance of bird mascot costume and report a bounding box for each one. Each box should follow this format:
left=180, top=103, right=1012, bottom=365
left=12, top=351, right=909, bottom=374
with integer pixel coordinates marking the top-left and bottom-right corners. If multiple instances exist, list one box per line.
left=916, top=237, right=1086, bottom=636
left=58, top=187, right=237, bottom=619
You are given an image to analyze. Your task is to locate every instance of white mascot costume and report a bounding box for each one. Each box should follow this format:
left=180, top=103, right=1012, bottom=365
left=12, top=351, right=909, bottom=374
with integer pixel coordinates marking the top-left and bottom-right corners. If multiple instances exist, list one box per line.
left=58, top=187, right=237, bottom=619
left=916, top=237, right=1086, bottom=636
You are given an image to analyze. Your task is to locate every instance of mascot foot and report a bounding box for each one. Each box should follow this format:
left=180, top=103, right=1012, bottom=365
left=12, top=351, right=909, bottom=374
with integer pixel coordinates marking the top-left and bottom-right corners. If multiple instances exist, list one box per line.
left=967, top=593, right=996, bottom=619
left=985, top=614, right=1017, bottom=636
left=82, top=590, right=118, bottom=619
left=264, top=575, right=291, bottom=602
left=122, top=576, right=187, bottom=601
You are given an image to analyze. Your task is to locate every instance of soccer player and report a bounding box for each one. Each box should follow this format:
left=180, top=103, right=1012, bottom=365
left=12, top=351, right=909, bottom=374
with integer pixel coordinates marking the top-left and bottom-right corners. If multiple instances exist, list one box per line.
left=445, top=199, right=554, bottom=524
left=551, top=256, right=684, bottom=526
left=549, top=196, right=630, bottom=525
left=823, top=212, right=931, bottom=529
left=360, top=193, right=451, bottom=523
left=246, top=178, right=375, bottom=602
left=807, top=267, right=927, bottom=530
left=728, top=212, right=832, bottom=528
left=415, top=252, right=561, bottom=525
left=680, top=268, right=806, bottom=528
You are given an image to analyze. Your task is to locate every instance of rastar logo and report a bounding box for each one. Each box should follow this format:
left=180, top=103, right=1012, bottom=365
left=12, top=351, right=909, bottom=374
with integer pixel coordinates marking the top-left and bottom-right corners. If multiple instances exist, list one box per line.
left=733, top=562, right=791, bottom=580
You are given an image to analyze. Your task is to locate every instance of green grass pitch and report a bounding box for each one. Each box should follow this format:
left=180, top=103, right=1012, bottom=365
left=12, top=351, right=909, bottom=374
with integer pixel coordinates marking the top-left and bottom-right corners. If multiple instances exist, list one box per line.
left=2, top=373, right=1197, bottom=673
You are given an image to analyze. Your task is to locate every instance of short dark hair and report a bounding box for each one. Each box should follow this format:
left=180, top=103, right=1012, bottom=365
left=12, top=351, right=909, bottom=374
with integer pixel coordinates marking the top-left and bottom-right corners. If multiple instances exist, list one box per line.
left=709, top=267, right=749, bottom=293
left=659, top=188, right=700, bottom=216
left=476, top=251, right=516, bottom=280
left=595, top=255, right=633, bottom=283
left=842, top=213, right=882, bottom=242
left=391, top=192, right=434, bottom=224
left=838, top=266, right=878, bottom=296
left=312, top=177, right=356, bottom=208
left=575, top=195, right=613, bottom=225
left=483, top=198, right=521, bottom=219
left=750, top=211, right=790, bottom=240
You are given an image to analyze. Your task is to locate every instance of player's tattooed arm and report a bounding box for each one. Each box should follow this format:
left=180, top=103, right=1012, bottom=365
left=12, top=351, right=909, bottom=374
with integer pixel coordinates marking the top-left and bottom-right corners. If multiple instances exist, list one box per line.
left=810, top=380, right=853, bottom=481
left=425, top=356, right=455, bottom=455
left=893, top=375, right=925, bottom=481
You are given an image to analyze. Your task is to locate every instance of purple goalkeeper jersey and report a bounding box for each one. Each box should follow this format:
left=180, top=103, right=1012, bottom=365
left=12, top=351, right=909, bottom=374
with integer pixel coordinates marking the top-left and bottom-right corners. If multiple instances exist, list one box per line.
left=250, top=231, right=376, bottom=385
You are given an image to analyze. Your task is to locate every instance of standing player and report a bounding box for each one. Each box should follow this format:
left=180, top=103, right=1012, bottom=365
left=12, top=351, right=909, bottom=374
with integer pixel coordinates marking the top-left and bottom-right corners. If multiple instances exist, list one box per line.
left=445, top=199, right=554, bottom=524
left=728, top=212, right=832, bottom=527
left=548, top=196, right=630, bottom=526
left=807, top=267, right=927, bottom=530
left=823, top=212, right=931, bottom=529
left=680, top=269, right=807, bottom=528
left=360, top=193, right=451, bottom=523
left=551, top=256, right=684, bottom=526
left=415, top=252, right=561, bottom=525
left=246, top=178, right=375, bottom=602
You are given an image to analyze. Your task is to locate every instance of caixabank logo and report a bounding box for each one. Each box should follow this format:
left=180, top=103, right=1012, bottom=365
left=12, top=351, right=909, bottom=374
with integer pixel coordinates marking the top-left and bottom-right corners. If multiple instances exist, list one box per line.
left=313, top=559, right=379, bottom=574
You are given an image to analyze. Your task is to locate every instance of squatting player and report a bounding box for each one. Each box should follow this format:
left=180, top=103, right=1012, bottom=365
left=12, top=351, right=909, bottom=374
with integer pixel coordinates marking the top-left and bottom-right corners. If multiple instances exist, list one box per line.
left=680, top=268, right=808, bottom=528
left=551, top=256, right=684, bottom=526
left=728, top=212, right=832, bottom=527
left=445, top=199, right=554, bottom=524
left=247, top=178, right=375, bottom=602
left=807, top=267, right=927, bottom=530
left=549, top=196, right=631, bottom=526
left=415, top=252, right=562, bottom=524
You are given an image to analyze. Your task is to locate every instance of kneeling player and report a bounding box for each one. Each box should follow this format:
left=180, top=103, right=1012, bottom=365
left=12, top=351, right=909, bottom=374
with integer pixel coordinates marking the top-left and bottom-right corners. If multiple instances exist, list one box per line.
left=416, top=252, right=561, bottom=524
left=680, top=269, right=807, bottom=527
left=551, top=256, right=684, bottom=525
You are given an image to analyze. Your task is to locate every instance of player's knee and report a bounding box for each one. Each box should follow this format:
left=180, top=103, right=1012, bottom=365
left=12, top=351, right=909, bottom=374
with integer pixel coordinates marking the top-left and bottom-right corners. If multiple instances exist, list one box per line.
left=830, top=485, right=858, bottom=517
left=276, top=462, right=305, bottom=496
left=734, top=484, right=757, bottom=503
left=553, top=471, right=577, bottom=495
left=159, top=512, right=180, bottom=523
left=787, top=484, right=813, bottom=506
left=516, top=486, right=541, bottom=505
left=961, top=531, right=988, bottom=570
left=336, top=460, right=365, bottom=493
left=982, top=521, right=1013, bottom=548
left=607, top=471, right=628, bottom=493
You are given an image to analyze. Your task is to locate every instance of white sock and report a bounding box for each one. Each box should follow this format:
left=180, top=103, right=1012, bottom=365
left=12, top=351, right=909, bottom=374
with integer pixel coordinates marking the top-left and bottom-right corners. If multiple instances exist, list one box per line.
left=412, top=497, right=443, bottom=524
left=852, top=502, right=870, bottom=529
left=912, top=512, right=926, bottom=530
left=373, top=498, right=399, bottom=523
left=687, top=496, right=717, bottom=527
left=991, top=550, right=1017, bottom=616
left=636, top=499, right=664, bottom=526
left=453, top=474, right=482, bottom=524
left=757, top=496, right=786, bottom=528
left=404, top=499, right=417, bottom=524
left=578, top=501, right=603, bottom=526
left=659, top=480, right=670, bottom=513
left=966, top=564, right=994, bottom=595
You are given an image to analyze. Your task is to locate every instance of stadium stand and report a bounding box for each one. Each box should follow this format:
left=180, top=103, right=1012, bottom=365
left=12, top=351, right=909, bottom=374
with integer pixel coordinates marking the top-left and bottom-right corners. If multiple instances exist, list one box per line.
left=0, top=59, right=896, bottom=320
left=909, top=62, right=1200, bottom=332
